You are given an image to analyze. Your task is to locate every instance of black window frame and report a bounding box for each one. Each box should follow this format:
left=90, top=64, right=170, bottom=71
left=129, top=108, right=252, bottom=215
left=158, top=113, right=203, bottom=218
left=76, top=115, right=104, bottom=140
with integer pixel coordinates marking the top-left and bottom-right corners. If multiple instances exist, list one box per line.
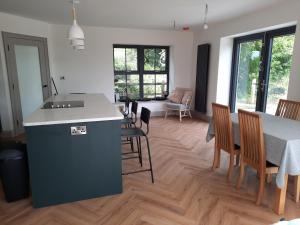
left=113, top=44, right=170, bottom=101
left=229, top=25, right=296, bottom=112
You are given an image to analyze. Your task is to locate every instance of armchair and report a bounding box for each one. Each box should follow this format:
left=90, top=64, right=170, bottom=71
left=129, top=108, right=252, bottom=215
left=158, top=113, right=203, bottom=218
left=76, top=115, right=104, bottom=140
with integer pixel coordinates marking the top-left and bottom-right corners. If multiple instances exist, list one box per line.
left=164, top=88, right=193, bottom=122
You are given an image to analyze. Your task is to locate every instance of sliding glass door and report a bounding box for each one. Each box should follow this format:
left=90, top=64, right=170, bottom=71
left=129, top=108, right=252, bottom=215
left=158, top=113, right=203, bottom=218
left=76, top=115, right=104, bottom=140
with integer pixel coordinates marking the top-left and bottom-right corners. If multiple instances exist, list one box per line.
left=265, top=33, right=296, bottom=114
left=232, top=37, right=263, bottom=112
left=230, top=26, right=296, bottom=114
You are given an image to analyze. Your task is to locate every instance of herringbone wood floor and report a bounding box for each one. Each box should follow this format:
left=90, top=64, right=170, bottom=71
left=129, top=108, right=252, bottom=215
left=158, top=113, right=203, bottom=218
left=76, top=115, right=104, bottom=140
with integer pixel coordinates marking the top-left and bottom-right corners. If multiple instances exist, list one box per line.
left=1, top=117, right=300, bottom=225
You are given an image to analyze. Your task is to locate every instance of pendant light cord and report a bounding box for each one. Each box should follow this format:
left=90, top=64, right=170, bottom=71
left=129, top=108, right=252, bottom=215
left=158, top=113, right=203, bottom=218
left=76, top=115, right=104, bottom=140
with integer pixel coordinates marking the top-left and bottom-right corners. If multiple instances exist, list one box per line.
left=72, top=1, right=76, bottom=21
left=204, top=3, right=208, bottom=25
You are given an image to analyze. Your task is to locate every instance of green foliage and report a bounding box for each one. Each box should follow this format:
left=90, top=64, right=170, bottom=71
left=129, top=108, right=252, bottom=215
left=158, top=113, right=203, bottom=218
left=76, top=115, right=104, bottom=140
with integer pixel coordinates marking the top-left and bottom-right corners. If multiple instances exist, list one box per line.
left=236, top=40, right=262, bottom=101
left=114, top=47, right=167, bottom=100
left=114, top=48, right=137, bottom=71
left=236, top=35, right=295, bottom=105
left=144, top=49, right=166, bottom=71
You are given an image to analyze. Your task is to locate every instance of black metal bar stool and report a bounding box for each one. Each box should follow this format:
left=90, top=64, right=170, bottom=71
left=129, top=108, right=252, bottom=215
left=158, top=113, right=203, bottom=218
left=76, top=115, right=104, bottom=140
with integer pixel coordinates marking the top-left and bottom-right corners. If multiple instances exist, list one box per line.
left=120, top=97, right=131, bottom=118
left=121, top=107, right=154, bottom=183
left=121, top=101, right=138, bottom=152
left=121, top=101, right=138, bottom=127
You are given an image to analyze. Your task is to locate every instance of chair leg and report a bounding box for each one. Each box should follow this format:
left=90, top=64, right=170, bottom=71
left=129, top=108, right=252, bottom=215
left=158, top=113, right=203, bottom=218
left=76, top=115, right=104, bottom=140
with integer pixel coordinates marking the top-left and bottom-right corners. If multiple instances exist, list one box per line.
left=294, top=175, right=300, bottom=203
left=136, top=137, right=142, bottom=166
left=130, top=138, right=134, bottom=152
left=179, top=110, right=182, bottom=122
left=237, top=161, right=245, bottom=189
left=138, top=137, right=143, bottom=166
left=188, top=110, right=192, bottom=118
left=256, top=172, right=265, bottom=205
left=145, top=136, right=154, bottom=183
left=227, top=154, right=234, bottom=181
left=266, top=174, right=272, bottom=183
left=212, top=146, right=220, bottom=170
left=164, top=110, right=168, bottom=119
left=235, top=154, right=240, bottom=166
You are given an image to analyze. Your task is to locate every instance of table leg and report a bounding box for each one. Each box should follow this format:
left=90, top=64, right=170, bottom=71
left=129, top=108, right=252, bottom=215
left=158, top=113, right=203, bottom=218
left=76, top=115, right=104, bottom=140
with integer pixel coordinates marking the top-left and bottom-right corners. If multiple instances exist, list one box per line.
left=274, top=174, right=288, bottom=215
left=294, top=175, right=300, bottom=203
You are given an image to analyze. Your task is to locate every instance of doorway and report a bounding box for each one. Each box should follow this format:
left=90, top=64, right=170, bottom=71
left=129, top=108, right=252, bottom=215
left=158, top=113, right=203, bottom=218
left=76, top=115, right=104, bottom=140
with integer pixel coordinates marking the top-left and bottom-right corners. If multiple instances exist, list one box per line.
left=2, top=32, right=51, bottom=135
left=230, top=26, right=296, bottom=113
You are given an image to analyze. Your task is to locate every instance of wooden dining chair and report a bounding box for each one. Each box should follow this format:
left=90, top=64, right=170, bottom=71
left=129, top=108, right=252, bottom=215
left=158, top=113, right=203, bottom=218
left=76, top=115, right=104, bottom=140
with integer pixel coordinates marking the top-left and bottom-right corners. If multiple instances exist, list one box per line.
left=237, top=109, right=279, bottom=205
left=275, top=99, right=300, bottom=120
left=276, top=100, right=300, bottom=203
left=212, top=103, right=240, bottom=181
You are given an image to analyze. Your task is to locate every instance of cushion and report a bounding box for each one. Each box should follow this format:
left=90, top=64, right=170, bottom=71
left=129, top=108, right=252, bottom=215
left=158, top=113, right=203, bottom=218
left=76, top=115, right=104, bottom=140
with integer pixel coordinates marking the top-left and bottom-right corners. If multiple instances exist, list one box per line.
left=168, top=88, right=185, bottom=103
left=181, top=90, right=193, bottom=104
left=165, top=102, right=187, bottom=110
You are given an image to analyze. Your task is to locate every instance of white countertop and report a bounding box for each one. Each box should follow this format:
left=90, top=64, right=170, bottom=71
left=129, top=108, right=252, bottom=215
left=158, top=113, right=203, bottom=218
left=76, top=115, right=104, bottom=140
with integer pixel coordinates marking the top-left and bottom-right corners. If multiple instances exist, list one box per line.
left=23, top=94, right=123, bottom=126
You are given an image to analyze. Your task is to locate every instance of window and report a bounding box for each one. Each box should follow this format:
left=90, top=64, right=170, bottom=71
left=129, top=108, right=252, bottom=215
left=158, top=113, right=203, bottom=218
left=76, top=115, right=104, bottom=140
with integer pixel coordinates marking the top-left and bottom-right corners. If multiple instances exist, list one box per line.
left=113, top=45, right=169, bottom=101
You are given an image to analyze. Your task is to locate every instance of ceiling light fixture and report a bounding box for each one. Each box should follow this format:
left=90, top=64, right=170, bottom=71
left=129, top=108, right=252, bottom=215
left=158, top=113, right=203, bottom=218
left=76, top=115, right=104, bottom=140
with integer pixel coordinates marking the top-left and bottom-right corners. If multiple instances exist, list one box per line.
left=68, top=0, right=85, bottom=50
left=173, top=20, right=176, bottom=30
left=203, top=3, right=209, bottom=30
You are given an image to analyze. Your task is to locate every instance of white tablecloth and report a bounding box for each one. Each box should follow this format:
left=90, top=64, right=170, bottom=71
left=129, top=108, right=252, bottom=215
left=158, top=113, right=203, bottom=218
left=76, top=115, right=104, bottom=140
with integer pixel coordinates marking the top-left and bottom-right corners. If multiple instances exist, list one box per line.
left=207, top=112, right=300, bottom=189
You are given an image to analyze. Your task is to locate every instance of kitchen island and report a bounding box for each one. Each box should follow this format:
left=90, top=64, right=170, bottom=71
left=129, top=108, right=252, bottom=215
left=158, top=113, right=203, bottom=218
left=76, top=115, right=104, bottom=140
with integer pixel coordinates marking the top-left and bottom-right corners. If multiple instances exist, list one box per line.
left=23, top=94, right=123, bottom=208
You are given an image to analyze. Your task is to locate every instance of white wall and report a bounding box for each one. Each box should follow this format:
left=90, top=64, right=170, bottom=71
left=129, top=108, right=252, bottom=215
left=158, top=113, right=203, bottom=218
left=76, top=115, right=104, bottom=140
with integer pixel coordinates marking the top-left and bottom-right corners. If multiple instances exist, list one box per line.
left=193, top=0, right=300, bottom=115
left=0, top=12, right=52, bottom=131
left=0, top=12, right=194, bottom=132
left=49, top=25, right=194, bottom=102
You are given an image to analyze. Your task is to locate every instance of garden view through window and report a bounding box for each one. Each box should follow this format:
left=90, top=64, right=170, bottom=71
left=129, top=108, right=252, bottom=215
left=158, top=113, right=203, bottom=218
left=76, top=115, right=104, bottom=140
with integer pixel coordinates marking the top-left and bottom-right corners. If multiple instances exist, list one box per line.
left=113, top=45, right=169, bottom=101
left=230, top=26, right=296, bottom=114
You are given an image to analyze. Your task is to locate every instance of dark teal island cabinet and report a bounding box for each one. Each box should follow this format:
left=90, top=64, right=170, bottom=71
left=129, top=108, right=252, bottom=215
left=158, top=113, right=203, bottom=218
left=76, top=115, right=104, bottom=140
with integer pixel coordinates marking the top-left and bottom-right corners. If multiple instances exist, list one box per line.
left=23, top=94, right=123, bottom=208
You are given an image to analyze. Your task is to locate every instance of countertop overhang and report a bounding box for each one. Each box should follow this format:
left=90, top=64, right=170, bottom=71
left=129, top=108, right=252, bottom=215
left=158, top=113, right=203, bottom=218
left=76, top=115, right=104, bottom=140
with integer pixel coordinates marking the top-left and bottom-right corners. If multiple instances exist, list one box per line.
left=23, top=94, right=123, bottom=126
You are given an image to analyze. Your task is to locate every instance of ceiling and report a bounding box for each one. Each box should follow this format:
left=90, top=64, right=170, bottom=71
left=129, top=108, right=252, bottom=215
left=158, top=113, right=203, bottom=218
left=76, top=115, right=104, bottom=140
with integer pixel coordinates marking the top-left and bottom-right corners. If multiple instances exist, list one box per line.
left=0, top=0, right=285, bottom=30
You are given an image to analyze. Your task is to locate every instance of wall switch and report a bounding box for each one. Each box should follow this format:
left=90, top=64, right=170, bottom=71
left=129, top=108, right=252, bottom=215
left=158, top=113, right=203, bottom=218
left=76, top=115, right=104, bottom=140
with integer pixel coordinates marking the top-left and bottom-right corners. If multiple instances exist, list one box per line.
left=71, top=126, right=87, bottom=135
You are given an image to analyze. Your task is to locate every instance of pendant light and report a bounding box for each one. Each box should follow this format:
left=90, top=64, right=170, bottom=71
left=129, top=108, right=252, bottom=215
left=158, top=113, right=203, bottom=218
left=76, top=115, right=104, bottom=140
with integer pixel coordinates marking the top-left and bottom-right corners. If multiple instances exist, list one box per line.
left=203, top=3, right=209, bottom=30
left=68, top=0, right=85, bottom=50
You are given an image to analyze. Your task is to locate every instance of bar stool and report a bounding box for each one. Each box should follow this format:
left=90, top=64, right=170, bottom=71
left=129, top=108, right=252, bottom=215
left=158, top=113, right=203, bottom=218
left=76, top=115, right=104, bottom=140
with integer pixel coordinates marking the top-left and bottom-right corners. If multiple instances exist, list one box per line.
left=121, top=101, right=138, bottom=152
left=120, top=97, right=131, bottom=118
left=121, top=107, right=154, bottom=183
left=121, top=101, right=138, bottom=127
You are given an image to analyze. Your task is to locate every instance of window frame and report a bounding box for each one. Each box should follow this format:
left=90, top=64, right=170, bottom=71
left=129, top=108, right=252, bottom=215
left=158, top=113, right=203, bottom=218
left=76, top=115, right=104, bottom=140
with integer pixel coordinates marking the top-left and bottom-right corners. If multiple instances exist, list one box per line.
left=113, top=44, right=170, bottom=101
left=229, top=25, right=296, bottom=112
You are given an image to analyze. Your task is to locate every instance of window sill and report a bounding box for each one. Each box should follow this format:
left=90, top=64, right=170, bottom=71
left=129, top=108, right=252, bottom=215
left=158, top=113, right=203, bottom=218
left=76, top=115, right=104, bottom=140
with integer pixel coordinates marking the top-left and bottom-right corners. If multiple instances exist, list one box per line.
left=137, top=99, right=168, bottom=103
left=114, top=99, right=168, bottom=105
left=117, top=98, right=168, bottom=103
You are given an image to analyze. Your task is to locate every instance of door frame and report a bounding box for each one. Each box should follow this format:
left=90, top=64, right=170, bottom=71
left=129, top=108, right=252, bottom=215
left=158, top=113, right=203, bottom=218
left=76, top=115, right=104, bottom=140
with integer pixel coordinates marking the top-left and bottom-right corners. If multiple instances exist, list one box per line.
left=229, top=32, right=264, bottom=112
left=229, top=25, right=296, bottom=112
left=2, top=32, right=52, bottom=135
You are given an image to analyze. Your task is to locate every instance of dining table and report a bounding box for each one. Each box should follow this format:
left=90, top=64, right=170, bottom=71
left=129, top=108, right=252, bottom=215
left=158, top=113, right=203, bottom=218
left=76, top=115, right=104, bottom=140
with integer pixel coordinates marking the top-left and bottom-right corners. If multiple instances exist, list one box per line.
left=206, top=112, right=300, bottom=214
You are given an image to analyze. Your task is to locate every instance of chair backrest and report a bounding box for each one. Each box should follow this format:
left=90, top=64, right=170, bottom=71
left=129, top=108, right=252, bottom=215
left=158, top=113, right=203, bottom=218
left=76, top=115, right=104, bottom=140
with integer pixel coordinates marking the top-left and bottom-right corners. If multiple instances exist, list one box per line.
left=238, top=109, right=265, bottom=171
left=140, top=107, right=151, bottom=134
left=123, top=97, right=131, bottom=115
left=131, top=101, right=138, bottom=123
left=212, top=103, right=234, bottom=153
left=275, top=99, right=300, bottom=120
left=181, top=90, right=193, bottom=107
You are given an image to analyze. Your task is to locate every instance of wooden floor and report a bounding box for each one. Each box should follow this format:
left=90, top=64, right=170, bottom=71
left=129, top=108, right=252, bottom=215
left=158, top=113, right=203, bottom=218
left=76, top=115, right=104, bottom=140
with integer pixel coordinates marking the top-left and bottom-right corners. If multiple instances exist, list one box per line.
left=1, top=117, right=300, bottom=225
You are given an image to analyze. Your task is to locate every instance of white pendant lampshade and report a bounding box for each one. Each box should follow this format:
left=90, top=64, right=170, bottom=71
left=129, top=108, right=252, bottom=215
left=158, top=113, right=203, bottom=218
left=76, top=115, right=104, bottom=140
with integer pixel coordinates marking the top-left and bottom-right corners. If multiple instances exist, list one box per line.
left=68, top=0, right=85, bottom=50
left=203, top=23, right=208, bottom=30
left=73, top=45, right=85, bottom=50
left=70, top=39, right=84, bottom=46
left=68, top=20, right=84, bottom=40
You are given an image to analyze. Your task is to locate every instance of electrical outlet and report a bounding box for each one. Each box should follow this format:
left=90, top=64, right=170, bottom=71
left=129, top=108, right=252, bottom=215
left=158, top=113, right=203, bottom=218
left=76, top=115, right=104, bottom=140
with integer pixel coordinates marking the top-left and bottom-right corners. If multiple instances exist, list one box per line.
left=70, top=126, right=87, bottom=135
